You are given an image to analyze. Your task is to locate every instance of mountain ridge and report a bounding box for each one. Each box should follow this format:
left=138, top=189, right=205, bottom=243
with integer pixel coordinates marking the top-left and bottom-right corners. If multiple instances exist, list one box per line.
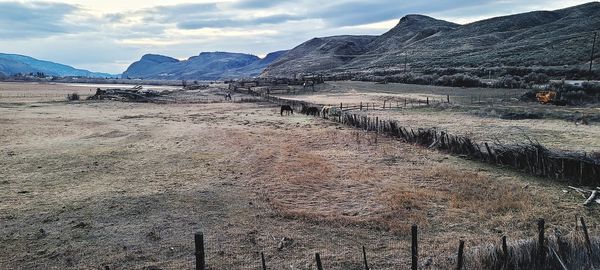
left=122, top=51, right=288, bottom=80
left=262, top=2, right=600, bottom=77
left=0, top=53, right=116, bottom=78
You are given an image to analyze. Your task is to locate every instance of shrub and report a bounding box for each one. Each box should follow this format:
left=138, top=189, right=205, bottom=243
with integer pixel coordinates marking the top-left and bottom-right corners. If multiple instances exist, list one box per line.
left=66, top=93, right=80, bottom=101
left=435, top=73, right=483, bottom=87
left=493, top=75, right=525, bottom=88
left=523, top=72, right=549, bottom=84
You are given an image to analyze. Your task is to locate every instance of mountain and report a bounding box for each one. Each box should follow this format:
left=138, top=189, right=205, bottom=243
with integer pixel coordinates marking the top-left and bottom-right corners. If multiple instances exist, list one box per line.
left=262, top=2, right=600, bottom=77
left=262, top=36, right=375, bottom=77
left=0, top=53, right=115, bottom=78
left=122, top=51, right=288, bottom=80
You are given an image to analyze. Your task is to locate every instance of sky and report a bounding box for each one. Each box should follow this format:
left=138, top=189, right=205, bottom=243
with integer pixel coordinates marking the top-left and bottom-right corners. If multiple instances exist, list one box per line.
left=0, top=0, right=594, bottom=73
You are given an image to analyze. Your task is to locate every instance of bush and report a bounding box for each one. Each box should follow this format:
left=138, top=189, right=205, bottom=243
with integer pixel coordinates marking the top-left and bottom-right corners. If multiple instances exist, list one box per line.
left=523, top=72, right=549, bottom=84
left=493, top=75, right=525, bottom=88
left=435, top=73, right=483, bottom=87
left=581, top=82, right=600, bottom=95
left=66, top=93, right=80, bottom=101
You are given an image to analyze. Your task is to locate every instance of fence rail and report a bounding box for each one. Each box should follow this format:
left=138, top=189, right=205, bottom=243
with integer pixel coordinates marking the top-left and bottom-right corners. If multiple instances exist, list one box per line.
left=233, top=86, right=600, bottom=186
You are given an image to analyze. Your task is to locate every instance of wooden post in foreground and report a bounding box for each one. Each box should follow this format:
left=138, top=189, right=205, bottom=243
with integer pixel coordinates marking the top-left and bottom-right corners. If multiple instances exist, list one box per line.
left=362, top=246, right=369, bottom=270
left=538, top=219, right=545, bottom=268
left=581, top=217, right=593, bottom=256
left=412, top=225, right=418, bottom=270
left=502, top=236, right=508, bottom=267
left=261, top=252, right=267, bottom=270
left=456, top=240, right=465, bottom=270
left=315, top=253, right=323, bottom=270
left=195, top=232, right=205, bottom=270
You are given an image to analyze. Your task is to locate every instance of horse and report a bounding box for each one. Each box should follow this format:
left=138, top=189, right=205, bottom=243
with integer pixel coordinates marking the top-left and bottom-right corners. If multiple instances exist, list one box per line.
left=280, top=105, right=294, bottom=116
left=320, top=106, right=331, bottom=118
left=301, top=104, right=320, bottom=116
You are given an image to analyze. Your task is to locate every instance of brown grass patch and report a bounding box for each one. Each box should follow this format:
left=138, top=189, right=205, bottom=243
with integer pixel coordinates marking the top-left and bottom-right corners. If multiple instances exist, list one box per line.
left=425, top=166, right=530, bottom=214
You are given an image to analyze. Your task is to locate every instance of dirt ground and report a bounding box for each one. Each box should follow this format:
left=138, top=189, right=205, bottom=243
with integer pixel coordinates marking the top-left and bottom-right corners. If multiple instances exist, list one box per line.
left=1, top=82, right=600, bottom=269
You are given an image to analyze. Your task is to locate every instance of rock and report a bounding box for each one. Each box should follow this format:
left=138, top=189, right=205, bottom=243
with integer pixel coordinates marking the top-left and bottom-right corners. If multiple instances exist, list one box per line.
left=72, top=222, right=90, bottom=229
left=277, top=237, right=294, bottom=250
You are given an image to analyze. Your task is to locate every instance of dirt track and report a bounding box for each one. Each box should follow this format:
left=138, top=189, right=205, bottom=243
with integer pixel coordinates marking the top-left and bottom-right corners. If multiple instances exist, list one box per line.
left=1, top=84, right=600, bottom=269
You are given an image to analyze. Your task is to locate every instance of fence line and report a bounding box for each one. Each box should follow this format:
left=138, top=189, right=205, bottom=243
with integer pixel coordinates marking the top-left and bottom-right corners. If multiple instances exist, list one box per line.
left=193, top=218, right=599, bottom=269
left=234, top=85, right=600, bottom=186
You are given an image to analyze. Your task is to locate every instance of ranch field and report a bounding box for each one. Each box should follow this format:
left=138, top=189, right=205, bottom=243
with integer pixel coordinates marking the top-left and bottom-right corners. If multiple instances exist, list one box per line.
left=277, top=81, right=600, bottom=153
left=1, top=82, right=600, bottom=269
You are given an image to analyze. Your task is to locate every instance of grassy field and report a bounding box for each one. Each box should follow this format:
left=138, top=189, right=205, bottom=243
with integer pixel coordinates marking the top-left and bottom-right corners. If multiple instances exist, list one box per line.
left=1, top=82, right=599, bottom=269
left=277, top=81, right=600, bottom=152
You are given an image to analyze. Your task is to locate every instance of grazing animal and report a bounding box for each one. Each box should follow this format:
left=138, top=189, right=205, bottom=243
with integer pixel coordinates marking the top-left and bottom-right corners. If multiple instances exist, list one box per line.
left=301, top=104, right=320, bottom=116
left=320, top=106, right=331, bottom=118
left=280, top=105, right=294, bottom=116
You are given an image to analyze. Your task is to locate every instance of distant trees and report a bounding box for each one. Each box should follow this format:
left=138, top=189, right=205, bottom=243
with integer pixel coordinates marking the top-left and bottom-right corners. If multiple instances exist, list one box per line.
left=434, top=74, right=483, bottom=87
left=523, top=72, right=549, bottom=84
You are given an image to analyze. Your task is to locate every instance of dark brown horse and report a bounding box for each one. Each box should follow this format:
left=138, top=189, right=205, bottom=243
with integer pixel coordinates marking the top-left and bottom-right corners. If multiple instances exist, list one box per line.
left=280, top=105, right=294, bottom=116
left=300, top=104, right=319, bottom=116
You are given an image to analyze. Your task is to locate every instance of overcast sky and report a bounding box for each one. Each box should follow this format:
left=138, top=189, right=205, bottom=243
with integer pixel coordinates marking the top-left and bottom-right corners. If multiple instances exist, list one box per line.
left=0, top=0, right=593, bottom=73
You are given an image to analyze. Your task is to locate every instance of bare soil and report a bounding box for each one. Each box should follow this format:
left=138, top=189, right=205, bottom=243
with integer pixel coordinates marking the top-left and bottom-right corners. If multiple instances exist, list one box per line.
left=1, top=82, right=599, bottom=269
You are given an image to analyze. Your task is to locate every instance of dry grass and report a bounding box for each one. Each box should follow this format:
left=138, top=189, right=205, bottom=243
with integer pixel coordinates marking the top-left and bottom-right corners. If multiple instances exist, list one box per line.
left=2, top=83, right=600, bottom=269
left=278, top=81, right=600, bottom=152
left=425, top=167, right=530, bottom=214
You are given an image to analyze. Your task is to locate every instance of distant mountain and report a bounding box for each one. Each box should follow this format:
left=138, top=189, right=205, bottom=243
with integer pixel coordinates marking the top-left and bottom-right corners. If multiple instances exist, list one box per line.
left=262, top=36, right=375, bottom=77
left=0, top=53, right=115, bottom=78
left=262, top=2, right=600, bottom=77
left=122, top=51, right=288, bottom=80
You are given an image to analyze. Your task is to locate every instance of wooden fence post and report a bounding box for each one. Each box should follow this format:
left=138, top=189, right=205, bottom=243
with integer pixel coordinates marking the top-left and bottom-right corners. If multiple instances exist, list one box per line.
left=502, top=236, right=508, bottom=267
left=315, top=253, right=324, bottom=270
left=580, top=217, right=593, bottom=257
left=538, top=219, right=545, bottom=268
left=412, top=225, right=418, bottom=270
left=195, top=232, right=205, bottom=270
left=261, top=252, right=267, bottom=270
left=362, top=246, right=369, bottom=270
left=456, top=240, right=464, bottom=270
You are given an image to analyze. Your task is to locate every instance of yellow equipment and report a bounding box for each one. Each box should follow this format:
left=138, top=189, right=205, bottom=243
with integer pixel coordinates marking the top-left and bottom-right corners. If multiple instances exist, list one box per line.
left=536, top=91, right=556, bottom=104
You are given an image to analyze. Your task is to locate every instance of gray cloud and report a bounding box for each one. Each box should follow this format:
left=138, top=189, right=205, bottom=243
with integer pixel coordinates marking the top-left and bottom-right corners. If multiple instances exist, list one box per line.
left=143, top=3, right=220, bottom=23
left=229, top=0, right=294, bottom=9
left=0, top=0, right=591, bottom=73
left=177, top=14, right=304, bottom=29
left=0, top=1, right=79, bottom=38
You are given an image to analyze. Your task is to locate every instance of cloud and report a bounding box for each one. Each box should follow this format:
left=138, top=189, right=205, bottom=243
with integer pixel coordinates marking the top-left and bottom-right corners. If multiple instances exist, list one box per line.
left=177, top=14, right=304, bottom=29
left=0, top=0, right=593, bottom=73
left=0, top=1, right=79, bottom=38
left=143, top=3, right=221, bottom=23
left=229, top=0, right=294, bottom=9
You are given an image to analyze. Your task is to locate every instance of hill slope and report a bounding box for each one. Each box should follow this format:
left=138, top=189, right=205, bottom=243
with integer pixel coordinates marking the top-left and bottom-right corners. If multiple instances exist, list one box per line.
left=122, top=51, right=288, bottom=80
left=263, top=2, right=600, bottom=77
left=0, top=53, right=114, bottom=78
left=262, top=36, right=376, bottom=77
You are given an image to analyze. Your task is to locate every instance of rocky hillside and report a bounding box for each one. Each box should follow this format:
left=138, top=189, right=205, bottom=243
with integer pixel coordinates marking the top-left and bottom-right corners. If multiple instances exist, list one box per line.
left=262, top=36, right=375, bottom=77
left=0, top=53, right=114, bottom=78
left=263, top=2, right=600, bottom=77
left=122, top=51, right=288, bottom=80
